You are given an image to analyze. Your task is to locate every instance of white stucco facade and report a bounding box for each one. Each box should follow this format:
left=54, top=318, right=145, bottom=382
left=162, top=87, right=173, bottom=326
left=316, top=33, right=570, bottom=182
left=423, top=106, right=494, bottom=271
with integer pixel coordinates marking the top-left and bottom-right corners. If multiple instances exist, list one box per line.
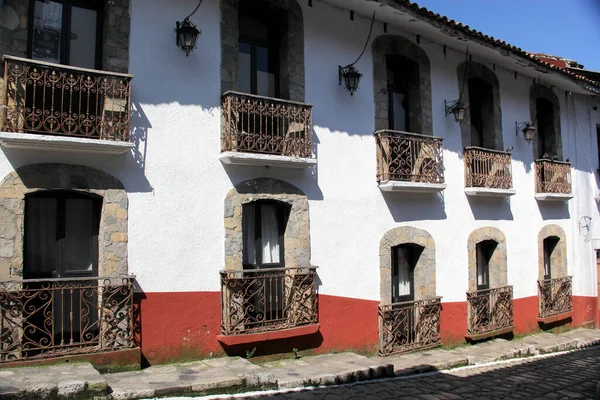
left=1, top=0, right=599, bottom=308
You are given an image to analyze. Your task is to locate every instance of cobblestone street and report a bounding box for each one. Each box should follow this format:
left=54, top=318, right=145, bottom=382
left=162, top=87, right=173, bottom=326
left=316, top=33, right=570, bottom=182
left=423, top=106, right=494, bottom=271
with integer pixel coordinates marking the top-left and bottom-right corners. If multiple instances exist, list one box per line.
left=244, top=347, right=600, bottom=400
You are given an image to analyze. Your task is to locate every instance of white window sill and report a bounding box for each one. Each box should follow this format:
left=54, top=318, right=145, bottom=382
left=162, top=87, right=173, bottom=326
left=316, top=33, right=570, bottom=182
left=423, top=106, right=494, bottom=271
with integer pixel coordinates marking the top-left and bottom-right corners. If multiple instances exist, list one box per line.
left=464, top=187, right=516, bottom=197
left=0, top=131, right=133, bottom=154
left=378, top=180, right=446, bottom=193
left=535, top=193, right=574, bottom=201
left=219, top=151, right=316, bottom=169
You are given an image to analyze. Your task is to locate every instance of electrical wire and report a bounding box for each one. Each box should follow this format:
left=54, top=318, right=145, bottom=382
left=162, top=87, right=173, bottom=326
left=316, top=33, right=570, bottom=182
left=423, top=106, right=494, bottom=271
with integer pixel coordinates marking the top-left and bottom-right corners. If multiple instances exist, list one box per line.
left=185, top=0, right=203, bottom=21
left=349, top=11, right=376, bottom=66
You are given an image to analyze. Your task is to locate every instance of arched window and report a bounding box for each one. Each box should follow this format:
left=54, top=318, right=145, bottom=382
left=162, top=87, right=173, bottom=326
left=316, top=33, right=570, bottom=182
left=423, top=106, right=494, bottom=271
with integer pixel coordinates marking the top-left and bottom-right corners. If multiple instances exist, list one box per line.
left=391, top=244, right=423, bottom=303
left=531, top=85, right=562, bottom=161
left=475, top=240, right=497, bottom=290
left=543, top=236, right=560, bottom=280
left=242, top=200, right=290, bottom=269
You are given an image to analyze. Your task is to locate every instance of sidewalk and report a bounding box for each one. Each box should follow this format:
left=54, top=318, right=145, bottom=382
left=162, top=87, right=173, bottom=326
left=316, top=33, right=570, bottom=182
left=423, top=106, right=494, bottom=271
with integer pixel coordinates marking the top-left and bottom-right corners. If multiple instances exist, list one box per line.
left=1, top=328, right=599, bottom=399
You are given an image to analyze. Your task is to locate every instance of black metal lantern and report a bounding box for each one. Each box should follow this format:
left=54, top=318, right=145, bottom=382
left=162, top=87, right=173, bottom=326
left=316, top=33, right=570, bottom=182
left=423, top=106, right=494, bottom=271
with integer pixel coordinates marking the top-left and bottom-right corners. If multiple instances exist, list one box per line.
left=175, top=0, right=203, bottom=57
left=516, top=121, right=536, bottom=143
left=445, top=100, right=467, bottom=123
left=339, top=65, right=362, bottom=97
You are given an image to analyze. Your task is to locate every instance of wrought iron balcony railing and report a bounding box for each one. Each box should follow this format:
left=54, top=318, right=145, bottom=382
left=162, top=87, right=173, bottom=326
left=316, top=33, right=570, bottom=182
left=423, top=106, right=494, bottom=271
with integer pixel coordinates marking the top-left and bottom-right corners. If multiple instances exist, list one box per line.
left=375, top=130, right=444, bottom=184
left=1, top=56, right=131, bottom=141
left=466, top=285, right=514, bottom=337
left=220, top=267, right=318, bottom=336
left=378, top=297, right=442, bottom=357
left=538, top=276, right=573, bottom=319
left=0, top=275, right=136, bottom=363
left=464, top=147, right=513, bottom=189
left=221, top=91, right=313, bottom=158
left=535, top=159, right=572, bottom=194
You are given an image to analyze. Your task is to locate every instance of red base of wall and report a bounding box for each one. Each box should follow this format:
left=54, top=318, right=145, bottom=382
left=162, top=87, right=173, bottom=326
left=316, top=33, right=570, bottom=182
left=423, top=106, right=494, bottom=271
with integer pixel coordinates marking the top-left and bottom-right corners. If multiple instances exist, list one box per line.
left=135, top=292, right=597, bottom=366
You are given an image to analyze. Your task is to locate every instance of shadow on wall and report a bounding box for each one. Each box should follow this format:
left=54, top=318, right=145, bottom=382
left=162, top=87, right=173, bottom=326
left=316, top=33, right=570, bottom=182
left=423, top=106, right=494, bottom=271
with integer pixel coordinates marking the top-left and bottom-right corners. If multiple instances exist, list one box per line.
left=382, top=192, right=447, bottom=222
left=467, top=196, right=514, bottom=221
left=219, top=331, right=324, bottom=358
left=538, top=201, right=570, bottom=220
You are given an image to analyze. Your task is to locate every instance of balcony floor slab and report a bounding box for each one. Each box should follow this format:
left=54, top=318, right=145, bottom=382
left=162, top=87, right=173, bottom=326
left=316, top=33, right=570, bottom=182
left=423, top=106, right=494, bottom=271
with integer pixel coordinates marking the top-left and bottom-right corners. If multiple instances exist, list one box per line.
left=535, top=193, right=574, bottom=201
left=379, top=180, right=447, bottom=193
left=0, top=131, right=134, bottom=154
left=219, top=151, right=316, bottom=169
left=464, top=187, right=516, bottom=197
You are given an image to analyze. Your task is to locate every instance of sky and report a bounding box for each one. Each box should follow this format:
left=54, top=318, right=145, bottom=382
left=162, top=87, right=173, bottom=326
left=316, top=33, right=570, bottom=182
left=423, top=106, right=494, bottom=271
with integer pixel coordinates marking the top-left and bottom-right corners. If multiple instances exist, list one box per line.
left=413, top=0, right=600, bottom=71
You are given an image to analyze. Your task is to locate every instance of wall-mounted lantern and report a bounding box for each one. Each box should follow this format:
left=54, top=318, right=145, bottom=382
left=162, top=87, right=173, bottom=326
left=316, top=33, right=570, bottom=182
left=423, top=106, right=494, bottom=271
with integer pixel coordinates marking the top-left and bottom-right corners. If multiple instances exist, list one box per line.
left=516, top=121, right=536, bottom=143
left=444, top=100, right=467, bottom=123
left=338, top=11, right=375, bottom=97
left=338, top=65, right=362, bottom=97
left=175, top=0, right=203, bottom=57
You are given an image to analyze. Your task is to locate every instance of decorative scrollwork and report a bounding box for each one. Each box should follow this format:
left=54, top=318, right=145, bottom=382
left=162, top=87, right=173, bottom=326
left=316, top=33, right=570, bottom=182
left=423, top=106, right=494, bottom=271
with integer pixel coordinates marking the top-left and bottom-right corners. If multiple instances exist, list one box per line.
left=538, top=277, right=572, bottom=319
left=464, top=147, right=513, bottom=189
left=0, top=275, right=135, bottom=363
left=2, top=56, right=131, bottom=141
left=535, top=159, right=572, bottom=194
left=466, top=285, right=514, bottom=335
left=375, top=130, right=445, bottom=184
left=221, top=91, right=313, bottom=158
left=220, top=267, right=318, bottom=335
left=378, top=297, right=442, bottom=357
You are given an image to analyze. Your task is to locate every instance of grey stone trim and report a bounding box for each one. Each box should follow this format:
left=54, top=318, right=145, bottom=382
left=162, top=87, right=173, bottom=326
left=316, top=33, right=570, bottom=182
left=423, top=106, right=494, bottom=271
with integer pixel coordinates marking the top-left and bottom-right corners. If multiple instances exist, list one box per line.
left=0, top=164, right=128, bottom=281
left=0, top=0, right=130, bottom=73
left=530, top=84, right=562, bottom=160
left=371, top=35, right=433, bottom=135
left=224, top=178, right=310, bottom=271
left=220, top=0, right=305, bottom=102
left=457, top=61, right=503, bottom=150
left=379, top=226, right=436, bottom=304
left=467, top=227, right=507, bottom=292
left=538, top=224, right=567, bottom=281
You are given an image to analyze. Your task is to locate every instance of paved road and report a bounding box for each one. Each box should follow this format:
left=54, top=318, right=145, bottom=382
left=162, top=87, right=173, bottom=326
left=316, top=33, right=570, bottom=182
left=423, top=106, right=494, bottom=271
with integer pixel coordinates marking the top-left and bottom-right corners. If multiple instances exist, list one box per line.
left=241, top=347, right=600, bottom=400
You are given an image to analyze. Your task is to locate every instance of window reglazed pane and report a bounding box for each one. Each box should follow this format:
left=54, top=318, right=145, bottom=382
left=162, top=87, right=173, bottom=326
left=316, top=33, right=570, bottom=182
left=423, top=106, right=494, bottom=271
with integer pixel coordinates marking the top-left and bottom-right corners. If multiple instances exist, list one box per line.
left=32, top=0, right=62, bottom=64
left=237, top=42, right=252, bottom=94
left=69, top=6, right=98, bottom=69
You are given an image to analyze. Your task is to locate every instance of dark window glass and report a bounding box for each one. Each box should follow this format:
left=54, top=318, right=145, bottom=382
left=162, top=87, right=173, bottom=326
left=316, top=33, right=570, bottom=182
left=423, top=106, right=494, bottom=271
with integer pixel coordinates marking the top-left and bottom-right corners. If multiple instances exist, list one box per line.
left=242, top=201, right=289, bottom=269
left=536, top=98, right=555, bottom=159
left=386, top=56, right=415, bottom=132
left=543, top=237, right=559, bottom=280
left=476, top=240, right=496, bottom=290
left=30, top=0, right=103, bottom=69
left=468, top=78, right=494, bottom=148
left=391, top=244, right=423, bottom=303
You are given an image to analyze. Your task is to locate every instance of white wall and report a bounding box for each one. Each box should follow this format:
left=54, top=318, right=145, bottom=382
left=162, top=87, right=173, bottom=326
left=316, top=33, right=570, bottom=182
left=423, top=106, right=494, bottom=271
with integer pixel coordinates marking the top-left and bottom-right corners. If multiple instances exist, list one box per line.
left=1, top=0, right=598, bottom=304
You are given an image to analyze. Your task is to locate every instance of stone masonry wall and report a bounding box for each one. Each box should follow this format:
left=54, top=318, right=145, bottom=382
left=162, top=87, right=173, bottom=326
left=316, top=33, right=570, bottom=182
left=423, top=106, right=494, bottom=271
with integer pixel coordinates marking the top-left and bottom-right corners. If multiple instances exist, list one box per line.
left=467, top=226, right=507, bottom=292
left=379, top=226, right=436, bottom=303
left=537, top=224, right=568, bottom=281
left=224, top=178, right=311, bottom=271
left=0, top=164, right=128, bottom=280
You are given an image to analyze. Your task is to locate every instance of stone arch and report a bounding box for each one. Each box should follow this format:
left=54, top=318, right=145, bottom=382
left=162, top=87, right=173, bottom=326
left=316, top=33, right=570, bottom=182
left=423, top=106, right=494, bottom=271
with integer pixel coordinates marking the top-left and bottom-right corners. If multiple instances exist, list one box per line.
left=224, top=178, right=310, bottom=271
left=538, top=224, right=567, bottom=280
left=220, top=0, right=305, bottom=102
left=0, top=164, right=128, bottom=280
left=371, top=35, right=433, bottom=135
left=379, top=226, right=436, bottom=303
left=530, top=84, right=562, bottom=160
left=457, top=61, right=503, bottom=150
left=467, top=227, right=507, bottom=292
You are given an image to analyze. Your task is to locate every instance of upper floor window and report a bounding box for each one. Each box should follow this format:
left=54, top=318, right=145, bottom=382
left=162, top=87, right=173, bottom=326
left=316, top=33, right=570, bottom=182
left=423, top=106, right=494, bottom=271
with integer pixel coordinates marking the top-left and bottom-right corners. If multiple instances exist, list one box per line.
left=29, top=0, right=103, bottom=69
left=242, top=201, right=290, bottom=269
left=387, top=56, right=419, bottom=132
left=530, top=84, right=562, bottom=161
left=237, top=3, right=280, bottom=98
left=468, top=78, right=494, bottom=148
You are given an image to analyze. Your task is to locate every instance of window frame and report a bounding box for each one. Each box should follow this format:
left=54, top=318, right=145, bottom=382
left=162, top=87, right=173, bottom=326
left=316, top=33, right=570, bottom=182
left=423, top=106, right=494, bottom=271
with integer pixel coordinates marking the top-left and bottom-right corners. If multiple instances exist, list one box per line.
left=476, top=240, right=496, bottom=291
left=27, top=0, right=104, bottom=69
left=391, top=244, right=417, bottom=303
left=386, top=55, right=412, bottom=132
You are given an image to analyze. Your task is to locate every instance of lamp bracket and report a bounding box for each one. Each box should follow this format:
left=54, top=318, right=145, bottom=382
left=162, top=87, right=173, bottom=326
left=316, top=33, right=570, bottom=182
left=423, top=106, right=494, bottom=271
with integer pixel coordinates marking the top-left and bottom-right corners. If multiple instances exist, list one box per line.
left=444, top=99, right=461, bottom=116
left=515, top=121, right=533, bottom=136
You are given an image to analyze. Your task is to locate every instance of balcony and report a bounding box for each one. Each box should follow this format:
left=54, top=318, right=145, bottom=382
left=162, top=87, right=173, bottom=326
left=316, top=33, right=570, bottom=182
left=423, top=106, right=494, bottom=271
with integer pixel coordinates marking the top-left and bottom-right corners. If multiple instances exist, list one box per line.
left=538, top=277, right=573, bottom=323
left=464, top=147, right=515, bottom=197
left=378, top=297, right=442, bottom=357
left=0, top=275, right=136, bottom=363
left=466, top=285, right=514, bottom=341
left=534, top=159, right=573, bottom=201
left=220, top=91, right=315, bottom=169
left=375, top=130, right=446, bottom=193
left=0, top=56, right=133, bottom=154
left=219, top=267, right=318, bottom=344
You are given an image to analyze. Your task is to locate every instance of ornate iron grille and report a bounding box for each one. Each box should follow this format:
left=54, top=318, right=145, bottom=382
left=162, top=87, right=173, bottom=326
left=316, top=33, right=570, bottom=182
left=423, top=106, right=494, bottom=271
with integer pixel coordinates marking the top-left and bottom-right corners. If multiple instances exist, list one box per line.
left=466, top=285, right=514, bottom=336
left=221, top=91, right=313, bottom=158
left=538, top=276, right=572, bottom=319
left=535, top=159, right=572, bottom=194
left=0, top=275, right=136, bottom=363
left=220, top=267, right=318, bottom=335
left=375, top=130, right=445, bottom=184
left=378, top=297, right=442, bottom=357
left=1, top=56, right=132, bottom=140
left=464, top=147, right=513, bottom=189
